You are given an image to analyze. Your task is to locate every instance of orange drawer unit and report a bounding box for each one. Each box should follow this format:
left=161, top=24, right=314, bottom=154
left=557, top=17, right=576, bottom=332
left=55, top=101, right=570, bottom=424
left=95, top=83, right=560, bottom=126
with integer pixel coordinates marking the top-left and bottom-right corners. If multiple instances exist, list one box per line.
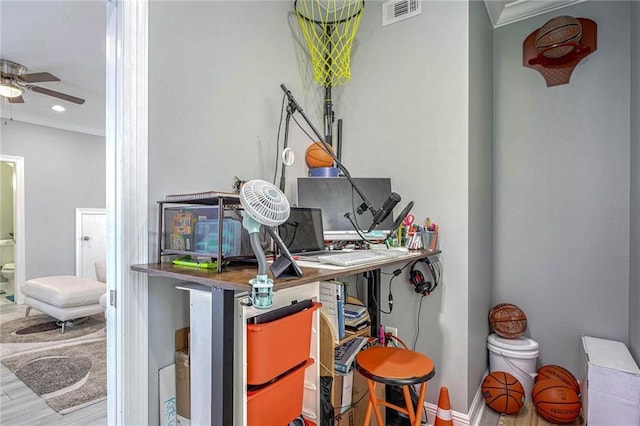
left=247, top=358, right=314, bottom=426
left=246, top=301, right=320, bottom=385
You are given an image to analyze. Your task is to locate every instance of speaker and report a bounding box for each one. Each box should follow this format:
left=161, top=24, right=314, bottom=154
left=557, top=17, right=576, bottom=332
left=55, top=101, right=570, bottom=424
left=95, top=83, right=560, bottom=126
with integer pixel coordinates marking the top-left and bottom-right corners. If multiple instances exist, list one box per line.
left=409, top=258, right=435, bottom=295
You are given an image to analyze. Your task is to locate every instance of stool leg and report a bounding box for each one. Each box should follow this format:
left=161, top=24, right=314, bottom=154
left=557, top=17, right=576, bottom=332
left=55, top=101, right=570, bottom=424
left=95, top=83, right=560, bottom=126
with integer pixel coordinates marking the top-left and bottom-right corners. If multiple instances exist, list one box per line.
left=363, top=380, right=374, bottom=425
left=412, top=383, right=427, bottom=426
left=365, top=379, right=385, bottom=426
left=25, top=307, right=31, bottom=317
left=402, top=385, right=417, bottom=424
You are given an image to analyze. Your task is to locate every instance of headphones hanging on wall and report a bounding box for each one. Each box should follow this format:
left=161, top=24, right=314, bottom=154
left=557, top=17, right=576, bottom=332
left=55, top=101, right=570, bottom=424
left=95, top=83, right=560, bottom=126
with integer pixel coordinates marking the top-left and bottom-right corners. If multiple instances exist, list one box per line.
left=409, top=257, right=438, bottom=295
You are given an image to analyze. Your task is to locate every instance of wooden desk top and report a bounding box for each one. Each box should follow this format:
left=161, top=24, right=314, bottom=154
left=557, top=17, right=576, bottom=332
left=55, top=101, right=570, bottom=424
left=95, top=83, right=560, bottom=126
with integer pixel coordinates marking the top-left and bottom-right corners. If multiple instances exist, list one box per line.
left=131, top=249, right=440, bottom=292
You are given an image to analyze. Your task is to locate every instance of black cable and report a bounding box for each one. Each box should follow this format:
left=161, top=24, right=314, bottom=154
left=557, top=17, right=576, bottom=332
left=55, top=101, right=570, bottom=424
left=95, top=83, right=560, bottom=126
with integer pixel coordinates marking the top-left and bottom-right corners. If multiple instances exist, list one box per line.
left=272, top=93, right=287, bottom=186
left=291, top=114, right=318, bottom=145
left=380, top=262, right=412, bottom=315
left=413, top=294, right=426, bottom=351
left=379, top=273, right=394, bottom=315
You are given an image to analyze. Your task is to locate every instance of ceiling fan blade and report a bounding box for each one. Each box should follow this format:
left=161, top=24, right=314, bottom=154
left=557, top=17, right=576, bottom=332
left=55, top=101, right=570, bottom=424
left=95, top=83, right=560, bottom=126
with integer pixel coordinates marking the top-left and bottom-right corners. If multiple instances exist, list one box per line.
left=17, top=72, right=60, bottom=83
left=7, top=95, right=25, bottom=104
left=29, top=85, right=85, bottom=105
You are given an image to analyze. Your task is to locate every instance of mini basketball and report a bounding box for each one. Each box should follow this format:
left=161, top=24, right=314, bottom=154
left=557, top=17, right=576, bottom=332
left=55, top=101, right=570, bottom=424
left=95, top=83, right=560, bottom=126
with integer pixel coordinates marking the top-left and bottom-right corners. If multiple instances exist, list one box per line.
left=489, top=303, right=527, bottom=338
left=305, top=142, right=334, bottom=168
left=535, top=15, right=583, bottom=59
left=481, top=371, right=525, bottom=415
left=532, top=379, right=582, bottom=424
left=536, top=364, right=580, bottom=395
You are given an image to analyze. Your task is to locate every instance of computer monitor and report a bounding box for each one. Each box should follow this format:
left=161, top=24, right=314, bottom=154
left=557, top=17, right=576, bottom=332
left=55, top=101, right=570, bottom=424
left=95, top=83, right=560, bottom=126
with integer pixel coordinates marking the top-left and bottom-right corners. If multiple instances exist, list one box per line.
left=297, top=177, right=396, bottom=241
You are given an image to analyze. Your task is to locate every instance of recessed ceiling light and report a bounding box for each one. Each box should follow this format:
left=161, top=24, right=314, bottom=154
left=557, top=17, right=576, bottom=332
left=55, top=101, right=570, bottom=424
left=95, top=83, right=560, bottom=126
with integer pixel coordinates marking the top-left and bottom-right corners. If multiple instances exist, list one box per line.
left=51, top=105, right=66, bottom=112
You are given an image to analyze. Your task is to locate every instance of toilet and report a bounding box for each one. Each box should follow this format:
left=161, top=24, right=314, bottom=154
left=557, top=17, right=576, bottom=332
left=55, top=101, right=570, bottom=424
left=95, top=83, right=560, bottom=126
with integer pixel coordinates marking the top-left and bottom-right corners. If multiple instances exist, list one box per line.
left=1, top=263, right=15, bottom=295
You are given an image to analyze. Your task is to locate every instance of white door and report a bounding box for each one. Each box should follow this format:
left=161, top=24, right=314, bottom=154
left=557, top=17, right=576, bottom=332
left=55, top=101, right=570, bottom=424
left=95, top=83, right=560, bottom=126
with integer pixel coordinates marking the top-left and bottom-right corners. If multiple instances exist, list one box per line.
left=76, top=208, right=106, bottom=280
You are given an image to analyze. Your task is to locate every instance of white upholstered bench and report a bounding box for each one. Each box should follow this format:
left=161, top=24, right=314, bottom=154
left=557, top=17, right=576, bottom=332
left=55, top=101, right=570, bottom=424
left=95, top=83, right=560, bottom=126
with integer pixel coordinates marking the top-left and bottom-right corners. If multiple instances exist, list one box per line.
left=21, top=275, right=106, bottom=333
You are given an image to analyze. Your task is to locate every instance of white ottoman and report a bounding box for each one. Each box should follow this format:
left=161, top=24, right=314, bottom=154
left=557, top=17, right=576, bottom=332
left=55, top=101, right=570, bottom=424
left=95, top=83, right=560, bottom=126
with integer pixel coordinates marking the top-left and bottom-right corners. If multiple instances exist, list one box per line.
left=21, top=275, right=106, bottom=333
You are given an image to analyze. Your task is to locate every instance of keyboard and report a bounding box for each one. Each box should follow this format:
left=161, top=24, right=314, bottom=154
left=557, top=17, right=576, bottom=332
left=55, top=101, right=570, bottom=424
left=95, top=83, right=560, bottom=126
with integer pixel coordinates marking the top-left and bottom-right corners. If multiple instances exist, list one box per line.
left=316, top=250, right=392, bottom=267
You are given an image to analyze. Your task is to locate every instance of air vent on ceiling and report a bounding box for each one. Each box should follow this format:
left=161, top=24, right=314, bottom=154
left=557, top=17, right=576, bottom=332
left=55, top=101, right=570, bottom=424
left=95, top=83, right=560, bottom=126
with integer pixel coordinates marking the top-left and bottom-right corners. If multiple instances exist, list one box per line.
left=382, top=0, right=422, bottom=26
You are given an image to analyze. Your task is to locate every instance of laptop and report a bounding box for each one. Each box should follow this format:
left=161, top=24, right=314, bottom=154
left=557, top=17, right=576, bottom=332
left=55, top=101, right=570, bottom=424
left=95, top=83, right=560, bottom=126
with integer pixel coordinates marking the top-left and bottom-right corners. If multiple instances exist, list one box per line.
left=278, top=207, right=327, bottom=259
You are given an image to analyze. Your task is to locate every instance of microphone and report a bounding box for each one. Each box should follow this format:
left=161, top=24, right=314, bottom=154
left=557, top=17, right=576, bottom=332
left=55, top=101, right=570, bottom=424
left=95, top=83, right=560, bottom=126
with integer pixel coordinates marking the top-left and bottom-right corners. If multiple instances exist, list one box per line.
left=280, top=84, right=303, bottom=113
left=368, top=192, right=401, bottom=232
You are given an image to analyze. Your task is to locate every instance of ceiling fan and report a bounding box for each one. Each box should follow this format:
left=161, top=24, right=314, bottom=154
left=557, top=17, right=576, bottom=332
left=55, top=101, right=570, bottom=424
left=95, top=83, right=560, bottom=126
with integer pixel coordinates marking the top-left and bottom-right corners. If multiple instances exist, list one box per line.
left=0, top=59, right=85, bottom=105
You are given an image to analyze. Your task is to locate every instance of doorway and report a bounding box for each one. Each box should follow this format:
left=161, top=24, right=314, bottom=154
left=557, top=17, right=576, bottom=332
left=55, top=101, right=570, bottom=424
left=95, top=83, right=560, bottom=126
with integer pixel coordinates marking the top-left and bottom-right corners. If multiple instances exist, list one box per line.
left=0, top=155, right=24, bottom=305
left=75, top=208, right=106, bottom=281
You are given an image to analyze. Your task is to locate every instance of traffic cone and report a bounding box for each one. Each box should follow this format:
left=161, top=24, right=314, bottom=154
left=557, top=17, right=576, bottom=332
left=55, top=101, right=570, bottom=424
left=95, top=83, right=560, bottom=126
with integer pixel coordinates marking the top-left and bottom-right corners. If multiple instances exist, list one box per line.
left=434, top=386, right=454, bottom=426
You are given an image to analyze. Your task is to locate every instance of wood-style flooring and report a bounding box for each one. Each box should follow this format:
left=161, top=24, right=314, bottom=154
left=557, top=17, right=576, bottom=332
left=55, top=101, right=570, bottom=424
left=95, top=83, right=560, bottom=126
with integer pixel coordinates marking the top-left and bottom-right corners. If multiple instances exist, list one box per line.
left=0, top=303, right=107, bottom=425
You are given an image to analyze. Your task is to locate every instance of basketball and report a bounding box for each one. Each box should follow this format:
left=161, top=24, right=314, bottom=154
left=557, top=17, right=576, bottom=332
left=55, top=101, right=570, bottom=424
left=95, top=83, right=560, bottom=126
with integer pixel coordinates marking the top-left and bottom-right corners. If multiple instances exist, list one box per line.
left=536, top=364, right=580, bottom=395
left=532, top=379, right=582, bottom=424
left=305, top=142, right=334, bottom=168
left=489, top=303, right=527, bottom=338
left=481, top=371, right=525, bottom=415
left=535, top=16, right=583, bottom=59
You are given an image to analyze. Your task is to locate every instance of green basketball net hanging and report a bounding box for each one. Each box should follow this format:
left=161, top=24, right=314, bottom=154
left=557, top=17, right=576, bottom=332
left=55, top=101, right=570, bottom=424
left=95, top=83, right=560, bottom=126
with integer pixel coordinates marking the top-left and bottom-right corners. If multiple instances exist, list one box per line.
left=295, top=0, right=364, bottom=87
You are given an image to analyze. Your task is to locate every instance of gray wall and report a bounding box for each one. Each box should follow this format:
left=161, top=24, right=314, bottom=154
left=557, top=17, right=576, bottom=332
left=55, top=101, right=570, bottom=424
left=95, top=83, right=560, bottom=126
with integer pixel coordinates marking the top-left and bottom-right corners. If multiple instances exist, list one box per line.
left=468, top=0, right=493, bottom=406
left=147, top=2, right=303, bottom=423
left=333, top=0, right=474, bottom=411
left=146, top=0, right=638, bottom=420
left=493, top=2, right=631, bottom=374
left=630, top=1, right=639, bottom=361
left=147, top=0, right=483, bottom=416
left=0, top=120, right=105, bottom=278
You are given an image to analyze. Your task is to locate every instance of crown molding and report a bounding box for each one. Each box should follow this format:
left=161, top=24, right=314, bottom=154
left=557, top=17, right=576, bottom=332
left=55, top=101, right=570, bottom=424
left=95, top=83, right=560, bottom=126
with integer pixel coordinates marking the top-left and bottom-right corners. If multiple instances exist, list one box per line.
left=0, top=110, right=104, bottom=137
left=484, top=0, right=587, bottom=28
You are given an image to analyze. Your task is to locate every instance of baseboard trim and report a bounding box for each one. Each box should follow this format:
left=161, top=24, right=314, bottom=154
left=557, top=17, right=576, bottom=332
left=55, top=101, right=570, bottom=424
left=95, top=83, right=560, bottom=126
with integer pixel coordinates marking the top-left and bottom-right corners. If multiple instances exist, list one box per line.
left=422, top=372, right=488, bottom=426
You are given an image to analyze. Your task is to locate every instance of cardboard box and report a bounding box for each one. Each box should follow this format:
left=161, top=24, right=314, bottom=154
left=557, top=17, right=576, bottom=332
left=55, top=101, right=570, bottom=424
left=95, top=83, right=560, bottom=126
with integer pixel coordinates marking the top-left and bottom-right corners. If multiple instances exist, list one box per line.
left=580, top=335, right=640, bottom=426
left=352, top=368, right=385, bottom=426
left=334, top=407, right=355, bottom=426
left=175, top=327, right=191, bottom=424
left=158, top=364, right=176, bottom=426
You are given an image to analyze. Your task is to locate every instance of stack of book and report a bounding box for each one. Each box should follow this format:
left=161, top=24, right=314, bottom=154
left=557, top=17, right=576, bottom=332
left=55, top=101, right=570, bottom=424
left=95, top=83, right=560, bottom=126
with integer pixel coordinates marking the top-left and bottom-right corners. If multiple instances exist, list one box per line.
left=319, top=280, right=346, bottom=342
left=344, top=303, right=370, bottom=333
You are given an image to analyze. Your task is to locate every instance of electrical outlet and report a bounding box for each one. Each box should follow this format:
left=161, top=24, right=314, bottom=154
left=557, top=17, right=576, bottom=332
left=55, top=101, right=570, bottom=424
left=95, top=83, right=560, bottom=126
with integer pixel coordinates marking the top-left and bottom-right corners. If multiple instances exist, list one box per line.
left=385, top=326, right=398, bottom=337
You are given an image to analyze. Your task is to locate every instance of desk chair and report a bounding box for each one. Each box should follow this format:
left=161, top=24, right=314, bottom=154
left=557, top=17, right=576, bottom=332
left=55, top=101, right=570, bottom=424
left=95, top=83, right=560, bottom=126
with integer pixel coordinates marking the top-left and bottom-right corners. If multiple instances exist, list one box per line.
left=355, top=336, right=435, bottom=426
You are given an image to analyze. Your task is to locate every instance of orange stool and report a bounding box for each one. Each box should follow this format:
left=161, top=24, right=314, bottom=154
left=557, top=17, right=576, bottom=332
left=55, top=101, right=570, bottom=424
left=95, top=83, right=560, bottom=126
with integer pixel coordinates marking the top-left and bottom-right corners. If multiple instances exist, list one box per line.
left=355, top=338, right=435, bottom=426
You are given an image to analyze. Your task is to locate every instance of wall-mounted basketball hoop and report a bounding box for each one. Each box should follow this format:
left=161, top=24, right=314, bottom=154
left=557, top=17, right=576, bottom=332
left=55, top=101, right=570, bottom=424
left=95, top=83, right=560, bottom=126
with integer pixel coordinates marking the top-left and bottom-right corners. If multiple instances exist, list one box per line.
left=523, top=17, right=597, bottom=87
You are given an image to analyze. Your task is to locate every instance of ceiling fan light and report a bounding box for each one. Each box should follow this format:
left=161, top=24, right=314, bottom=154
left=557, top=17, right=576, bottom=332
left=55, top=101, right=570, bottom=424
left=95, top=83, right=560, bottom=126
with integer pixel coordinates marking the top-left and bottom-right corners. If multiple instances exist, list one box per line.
left=0, top=83, right=23, bottom=98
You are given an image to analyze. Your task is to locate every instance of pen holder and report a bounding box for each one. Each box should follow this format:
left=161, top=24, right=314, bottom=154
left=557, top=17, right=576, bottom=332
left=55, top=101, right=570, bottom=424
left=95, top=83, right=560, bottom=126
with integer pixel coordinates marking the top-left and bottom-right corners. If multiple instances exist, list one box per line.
left=422, top=231, right=438, bottom=250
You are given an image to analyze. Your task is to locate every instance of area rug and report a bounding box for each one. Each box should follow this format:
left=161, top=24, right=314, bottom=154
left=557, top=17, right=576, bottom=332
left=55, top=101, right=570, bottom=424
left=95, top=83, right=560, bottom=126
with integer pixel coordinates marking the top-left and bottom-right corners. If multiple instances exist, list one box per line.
left=499, top=403, right=585, bottom=426
left=0, top=309, right=106, bottom=414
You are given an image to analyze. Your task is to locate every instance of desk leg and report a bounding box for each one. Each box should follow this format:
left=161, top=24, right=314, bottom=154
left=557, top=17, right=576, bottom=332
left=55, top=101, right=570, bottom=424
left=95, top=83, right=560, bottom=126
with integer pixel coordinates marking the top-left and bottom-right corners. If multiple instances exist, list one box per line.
left=210, top=288, right=235, bottom=426
left=366, top=269, right=381, bottom=335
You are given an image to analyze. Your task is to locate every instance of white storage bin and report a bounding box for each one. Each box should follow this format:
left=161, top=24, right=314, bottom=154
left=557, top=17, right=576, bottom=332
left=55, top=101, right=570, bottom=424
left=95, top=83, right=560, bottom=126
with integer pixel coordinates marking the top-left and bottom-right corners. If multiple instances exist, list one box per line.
left=580, top=336, right=640, bottom=426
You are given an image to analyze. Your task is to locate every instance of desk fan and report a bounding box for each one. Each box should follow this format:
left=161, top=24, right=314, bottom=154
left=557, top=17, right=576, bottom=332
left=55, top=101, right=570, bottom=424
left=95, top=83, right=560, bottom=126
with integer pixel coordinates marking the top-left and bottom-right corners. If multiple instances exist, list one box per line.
left=239, top=179, right=291, bottom=308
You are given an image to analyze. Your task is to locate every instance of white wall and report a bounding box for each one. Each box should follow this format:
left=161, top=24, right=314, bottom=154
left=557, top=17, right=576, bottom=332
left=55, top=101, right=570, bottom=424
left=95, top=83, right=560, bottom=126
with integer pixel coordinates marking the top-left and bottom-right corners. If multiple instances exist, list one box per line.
left=147, top=0, right=483, bottom=416
left=629, top=1, right=639, bottom=361
left=493, top=1, right=631, bottom=374
left=147, top=2, right=305, bottom=423
left=338, top=0, right=473, bottom=411
left=0, top=120, right=105, bottom=279
left=146, top=0, right=638, bottom=419
left=468, top=0, right=494, bottom=405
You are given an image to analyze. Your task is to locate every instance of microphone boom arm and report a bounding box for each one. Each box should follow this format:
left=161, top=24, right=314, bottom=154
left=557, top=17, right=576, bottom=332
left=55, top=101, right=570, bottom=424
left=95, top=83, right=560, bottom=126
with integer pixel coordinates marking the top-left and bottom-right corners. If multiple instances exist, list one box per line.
left=280, top=84, right=376, bottom=218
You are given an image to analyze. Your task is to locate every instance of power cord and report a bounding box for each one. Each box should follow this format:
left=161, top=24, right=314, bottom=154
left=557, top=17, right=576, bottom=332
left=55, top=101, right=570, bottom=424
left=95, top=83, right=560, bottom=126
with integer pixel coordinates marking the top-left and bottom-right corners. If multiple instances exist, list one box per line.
left=413, top=294, right=426, bottom=351
left=380, top=262, right=413, bottom=315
